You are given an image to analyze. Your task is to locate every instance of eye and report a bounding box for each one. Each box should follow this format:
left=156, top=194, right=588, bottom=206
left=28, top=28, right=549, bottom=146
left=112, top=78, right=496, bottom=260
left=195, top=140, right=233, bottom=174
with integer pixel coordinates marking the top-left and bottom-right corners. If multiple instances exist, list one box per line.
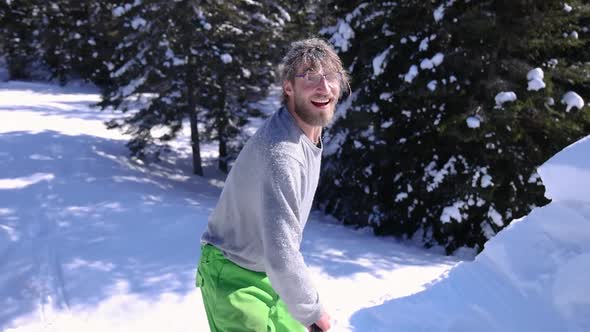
left=325, top=72, right=341, bottom=82
left=307, top=73, right=322, bottom=82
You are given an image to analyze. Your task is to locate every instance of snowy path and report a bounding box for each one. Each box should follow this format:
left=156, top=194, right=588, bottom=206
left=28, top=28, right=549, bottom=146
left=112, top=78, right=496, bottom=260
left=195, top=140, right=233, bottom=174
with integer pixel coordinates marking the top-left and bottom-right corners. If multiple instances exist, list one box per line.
left=0, top=81, right=459, bottom=331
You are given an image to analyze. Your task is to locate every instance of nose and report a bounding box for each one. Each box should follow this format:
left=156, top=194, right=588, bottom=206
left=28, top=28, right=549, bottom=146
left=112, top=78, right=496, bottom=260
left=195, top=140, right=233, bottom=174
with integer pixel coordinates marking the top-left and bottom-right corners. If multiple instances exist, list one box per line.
left=316, top=75, right=330, bottom=93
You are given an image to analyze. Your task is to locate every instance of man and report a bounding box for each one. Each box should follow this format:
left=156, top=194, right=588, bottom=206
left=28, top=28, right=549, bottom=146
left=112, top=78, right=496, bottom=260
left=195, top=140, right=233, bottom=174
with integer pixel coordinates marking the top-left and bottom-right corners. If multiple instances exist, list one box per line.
left=196, top=38, right=350, bottom=332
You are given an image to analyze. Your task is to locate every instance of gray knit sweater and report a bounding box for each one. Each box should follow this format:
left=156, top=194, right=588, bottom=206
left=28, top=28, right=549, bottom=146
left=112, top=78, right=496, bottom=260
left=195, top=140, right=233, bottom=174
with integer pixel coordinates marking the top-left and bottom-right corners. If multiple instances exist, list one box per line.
left=201, top=107, right=323, bottom=326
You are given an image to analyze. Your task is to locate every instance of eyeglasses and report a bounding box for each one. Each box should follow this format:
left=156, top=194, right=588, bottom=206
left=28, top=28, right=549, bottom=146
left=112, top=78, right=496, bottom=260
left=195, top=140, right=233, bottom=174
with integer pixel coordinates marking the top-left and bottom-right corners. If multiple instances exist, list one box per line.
left=295, top=71, right=342, bottom=87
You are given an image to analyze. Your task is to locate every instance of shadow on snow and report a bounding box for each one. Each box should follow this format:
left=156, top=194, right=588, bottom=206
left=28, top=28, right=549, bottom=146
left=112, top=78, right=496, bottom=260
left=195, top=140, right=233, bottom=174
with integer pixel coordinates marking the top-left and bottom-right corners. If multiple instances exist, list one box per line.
left=0, top=130, right=221, bottom=328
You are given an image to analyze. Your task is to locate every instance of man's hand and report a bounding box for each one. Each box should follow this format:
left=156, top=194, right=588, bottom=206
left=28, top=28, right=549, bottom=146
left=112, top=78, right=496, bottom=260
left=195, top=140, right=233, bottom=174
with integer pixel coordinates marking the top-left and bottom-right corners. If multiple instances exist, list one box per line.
left=309, top=312, right=331, bottom=331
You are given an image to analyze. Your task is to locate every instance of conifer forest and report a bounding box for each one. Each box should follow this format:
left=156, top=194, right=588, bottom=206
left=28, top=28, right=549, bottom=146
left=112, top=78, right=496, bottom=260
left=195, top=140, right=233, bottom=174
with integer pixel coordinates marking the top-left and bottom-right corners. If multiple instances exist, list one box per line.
left=1, top=0, right=589, bottom=253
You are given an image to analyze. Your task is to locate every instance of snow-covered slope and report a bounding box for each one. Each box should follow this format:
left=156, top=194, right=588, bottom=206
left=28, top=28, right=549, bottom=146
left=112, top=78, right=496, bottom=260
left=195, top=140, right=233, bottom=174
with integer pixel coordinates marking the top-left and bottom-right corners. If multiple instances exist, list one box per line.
left=350, top=136, right=590, bottom=332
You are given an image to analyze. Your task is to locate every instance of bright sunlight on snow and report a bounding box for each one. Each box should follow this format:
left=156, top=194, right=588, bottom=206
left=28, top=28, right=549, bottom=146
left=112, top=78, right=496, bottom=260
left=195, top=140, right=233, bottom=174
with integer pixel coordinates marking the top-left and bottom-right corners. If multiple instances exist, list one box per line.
left=1, top=80, right=589, bottom=331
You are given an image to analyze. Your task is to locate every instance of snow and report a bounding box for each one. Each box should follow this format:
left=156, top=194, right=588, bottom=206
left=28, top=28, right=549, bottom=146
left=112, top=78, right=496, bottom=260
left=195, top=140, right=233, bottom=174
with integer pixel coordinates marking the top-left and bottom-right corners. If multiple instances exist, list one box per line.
left=538, top=135, right=590, bottom=202
left=381, top=120, right=393, bottom=129
left=379, top=92, right=392, bottom=100
left=472, top=166, right=491, bottom=187
left=273, top=3, right=291, bottom=22
left=526, top=68, right=545, bottom=91
left=440, top=201, right=465, bottom=223
left=420, top=58, right=434, bottom=70
left=487, top=206, right=503, bottom=226
left=528, top=172, right=541, bottom=184
left=528, top=78, right=546, bottom=91
left=372, top=47, right=391, bottom=77
left=561, top=91, right=585, bottom=112
left=527, top=67, right=544, bottom=81
left=424, top=156, right=458, bottom=192
left=431, top=53, right=444, bottom=66
left=0, top=173, right=55, bottom=190
left=404, top=65, right=418, bottom=83
left=466, top=115, right=481, bottom=128
left=434, top=5, right=445, bottom=22
left=112, top=6, right=126, bottom=17
left=495, top=91, right=517, bottom=107
left=220, top=53, right=232, bottom=64
left=419, top=38, right=429, bottom=51
left=427, top=80, right=437, bottom=91
left=131, top=17, right=147, bottom=30
left=112, top=2, right=139, bottom=17
left=2, top=79, right=590, bottom=331
left=241, top=68, right=251, bottom=78
left=420, top=53, right=445, bottom=71
left=564, top=3, right=573, bottom=12
left=327, top=19, right=355, bottom=53
left=480, top=174, right=493, bottom=188
left=395, top=192, right=408, bottom=202
left=121, top=76, right=147, bottom=97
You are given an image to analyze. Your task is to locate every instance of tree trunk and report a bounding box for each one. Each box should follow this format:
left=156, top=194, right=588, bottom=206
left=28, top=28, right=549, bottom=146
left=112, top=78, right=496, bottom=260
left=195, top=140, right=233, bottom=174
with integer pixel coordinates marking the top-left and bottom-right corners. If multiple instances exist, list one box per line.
left=187, top=78, right=203, bottom=176
left=218, top=90, right=228, bottom=173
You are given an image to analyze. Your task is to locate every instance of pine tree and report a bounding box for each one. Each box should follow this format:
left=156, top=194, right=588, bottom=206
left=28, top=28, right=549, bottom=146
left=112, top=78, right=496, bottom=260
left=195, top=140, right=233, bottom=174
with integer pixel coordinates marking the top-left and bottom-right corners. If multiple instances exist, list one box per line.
left=319, top=0, right=590, bottom=253
left=0, top=0, right=43, bottom=80
left=198, top=0, right=293, bottom=173
left=97, top=0, right=293, bottom=175
left=0, top=0, right=119, bottom=86
left=36, top=1, right=119, bottom=86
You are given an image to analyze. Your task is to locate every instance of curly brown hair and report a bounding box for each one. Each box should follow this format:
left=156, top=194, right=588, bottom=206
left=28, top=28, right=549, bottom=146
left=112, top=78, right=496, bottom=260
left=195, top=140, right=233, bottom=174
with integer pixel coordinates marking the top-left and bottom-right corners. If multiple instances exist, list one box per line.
left=278, top=38, right=350, bottom=104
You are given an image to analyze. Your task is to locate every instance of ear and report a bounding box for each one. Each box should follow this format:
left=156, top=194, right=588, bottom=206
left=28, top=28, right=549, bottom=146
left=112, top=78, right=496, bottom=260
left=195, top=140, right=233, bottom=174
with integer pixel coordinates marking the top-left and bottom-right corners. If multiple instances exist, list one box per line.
left=283, top=80, right=294, bottom=97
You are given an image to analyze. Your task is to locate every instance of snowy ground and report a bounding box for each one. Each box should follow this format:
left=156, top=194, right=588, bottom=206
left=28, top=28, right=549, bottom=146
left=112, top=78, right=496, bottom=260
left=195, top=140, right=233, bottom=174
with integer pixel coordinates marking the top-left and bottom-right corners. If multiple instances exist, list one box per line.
left=0, top=81, right=459, bottom=332
left=1, top=80, right=588, bottom=331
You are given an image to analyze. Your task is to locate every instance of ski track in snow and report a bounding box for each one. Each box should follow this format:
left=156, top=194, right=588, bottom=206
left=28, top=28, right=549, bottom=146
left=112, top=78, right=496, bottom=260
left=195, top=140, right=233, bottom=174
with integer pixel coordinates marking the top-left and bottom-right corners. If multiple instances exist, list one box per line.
left=33, top=188, right=70, bottom=329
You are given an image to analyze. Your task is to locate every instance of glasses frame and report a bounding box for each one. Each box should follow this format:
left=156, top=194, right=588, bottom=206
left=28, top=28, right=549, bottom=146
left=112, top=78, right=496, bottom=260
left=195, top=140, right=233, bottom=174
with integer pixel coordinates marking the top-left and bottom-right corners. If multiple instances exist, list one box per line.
left=294, top=71, right=342, bottom=87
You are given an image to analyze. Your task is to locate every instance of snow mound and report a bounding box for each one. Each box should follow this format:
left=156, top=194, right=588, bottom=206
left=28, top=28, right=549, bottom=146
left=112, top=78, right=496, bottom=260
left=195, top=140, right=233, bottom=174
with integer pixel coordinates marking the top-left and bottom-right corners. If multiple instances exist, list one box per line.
left=538, top=135, right=590, bottom=203
left=351, top=135, right=590, bottom=332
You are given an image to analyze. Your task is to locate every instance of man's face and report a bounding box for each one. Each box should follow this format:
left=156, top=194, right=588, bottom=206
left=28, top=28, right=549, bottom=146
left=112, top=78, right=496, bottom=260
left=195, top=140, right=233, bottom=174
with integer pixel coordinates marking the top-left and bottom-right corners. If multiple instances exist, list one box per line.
left=284, top=64, right=342, bottom=127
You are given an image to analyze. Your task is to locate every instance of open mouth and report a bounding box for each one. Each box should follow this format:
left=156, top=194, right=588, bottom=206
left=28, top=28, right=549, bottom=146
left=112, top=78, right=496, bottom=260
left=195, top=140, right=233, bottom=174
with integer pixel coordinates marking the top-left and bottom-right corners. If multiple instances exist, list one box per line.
left=311, top=98, right=331, bottom=108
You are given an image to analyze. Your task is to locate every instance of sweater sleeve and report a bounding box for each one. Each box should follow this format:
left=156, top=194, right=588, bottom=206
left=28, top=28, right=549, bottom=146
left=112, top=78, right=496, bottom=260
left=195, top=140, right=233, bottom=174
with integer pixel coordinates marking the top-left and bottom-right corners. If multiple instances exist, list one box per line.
left=259, top=153, right=324, bottom=327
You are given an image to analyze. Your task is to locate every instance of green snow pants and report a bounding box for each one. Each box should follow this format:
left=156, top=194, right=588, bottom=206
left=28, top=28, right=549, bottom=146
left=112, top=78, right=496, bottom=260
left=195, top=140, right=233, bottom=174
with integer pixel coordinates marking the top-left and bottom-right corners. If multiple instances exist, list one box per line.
left=196, top=244, right=306, bottom=332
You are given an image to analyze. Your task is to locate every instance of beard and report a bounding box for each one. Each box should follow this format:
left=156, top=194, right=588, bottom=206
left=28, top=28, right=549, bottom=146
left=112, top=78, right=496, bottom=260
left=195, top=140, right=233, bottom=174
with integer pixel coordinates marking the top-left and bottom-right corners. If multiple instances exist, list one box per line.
left=293, top=94, right=335, bottom=127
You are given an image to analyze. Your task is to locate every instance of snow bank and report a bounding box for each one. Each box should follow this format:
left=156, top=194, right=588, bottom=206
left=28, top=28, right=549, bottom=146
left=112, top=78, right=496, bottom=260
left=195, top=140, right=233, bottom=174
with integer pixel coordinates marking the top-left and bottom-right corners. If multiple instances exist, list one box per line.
left=538, top=135, right=590, bottom=203
left=351, top=135, right=590, bottom=332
